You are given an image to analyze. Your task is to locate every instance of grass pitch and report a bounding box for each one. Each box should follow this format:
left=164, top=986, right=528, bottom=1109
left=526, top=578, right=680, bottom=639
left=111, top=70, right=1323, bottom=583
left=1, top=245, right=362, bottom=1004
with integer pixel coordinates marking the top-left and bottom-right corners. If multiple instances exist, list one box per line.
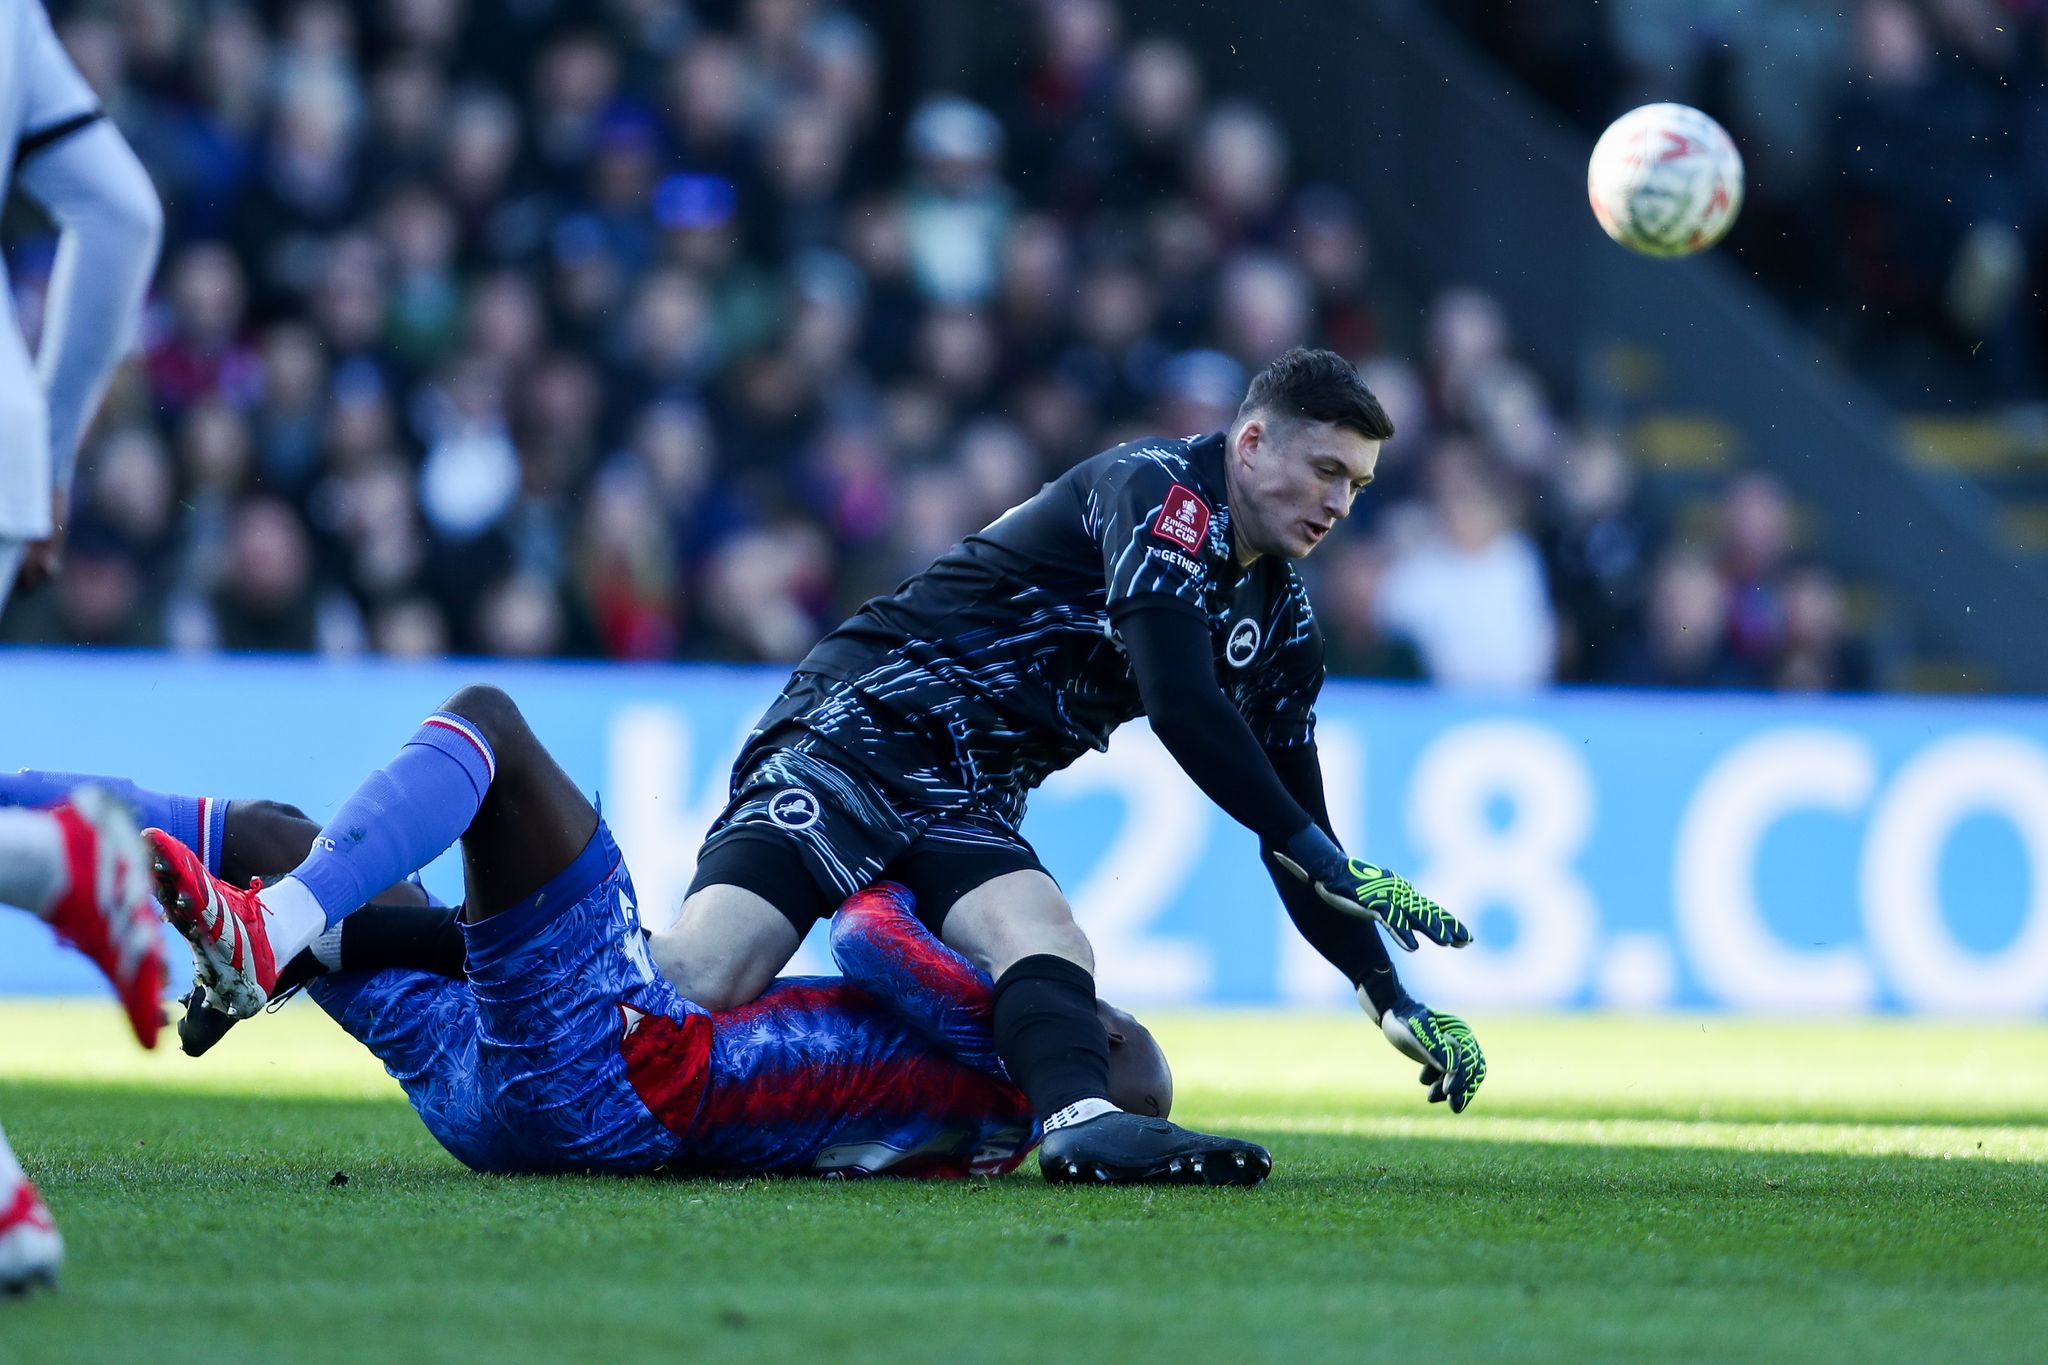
left=2, top=1003, right=2044, bottom=1363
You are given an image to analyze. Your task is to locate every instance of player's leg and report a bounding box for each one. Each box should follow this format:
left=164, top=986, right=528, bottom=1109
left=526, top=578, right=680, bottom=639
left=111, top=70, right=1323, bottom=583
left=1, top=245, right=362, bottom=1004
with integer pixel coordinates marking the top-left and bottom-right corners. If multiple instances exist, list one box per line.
left=176, top=897, right=465, bottom=1057
left=0, top=791, right=163, bottom=1295
left=0, top=807, right=71, bottom=916
left=653, top=721, right=916, bottom=1009
left=429, top=685, right=597, bottom=920
left=903, top=821, right=1268, bottom=1186
left=828, top=883, right=1173, bottom=1117
left=1, top=769, right=439, bottom=907
left=0, top=1119, right=62, bottom=1296
left=146, top=684, right=587, bottom=1014
left=883, top=820, right=1108, bottom=1117
left=217, top=681, right=592, bottom=925
left=46, top=781, right=465, bottom=1056
left=650, top=877, right=801, bottom=1012
left=941, top=868, right=1105, bottom=1104
left=1, top=768, right=231, bottom=879
left=213, top=799, right=333, bottom=889
left=0, top=791, right=164, bottom=1048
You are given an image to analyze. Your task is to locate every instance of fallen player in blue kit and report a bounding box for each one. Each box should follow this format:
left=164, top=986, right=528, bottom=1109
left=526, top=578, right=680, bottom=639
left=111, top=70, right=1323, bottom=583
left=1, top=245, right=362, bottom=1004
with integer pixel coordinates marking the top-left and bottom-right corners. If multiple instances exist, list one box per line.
left=302, top=878, right=1172, bottom=1179
left=45, top=692, right=1180, bottom=1179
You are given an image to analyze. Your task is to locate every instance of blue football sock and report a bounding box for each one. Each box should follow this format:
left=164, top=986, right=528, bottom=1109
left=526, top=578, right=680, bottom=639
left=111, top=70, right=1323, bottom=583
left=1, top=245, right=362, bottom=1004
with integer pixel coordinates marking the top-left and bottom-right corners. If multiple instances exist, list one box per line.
left=0, top=769, right=228, bottom=874
left=288, top=713, right=496, bottom=928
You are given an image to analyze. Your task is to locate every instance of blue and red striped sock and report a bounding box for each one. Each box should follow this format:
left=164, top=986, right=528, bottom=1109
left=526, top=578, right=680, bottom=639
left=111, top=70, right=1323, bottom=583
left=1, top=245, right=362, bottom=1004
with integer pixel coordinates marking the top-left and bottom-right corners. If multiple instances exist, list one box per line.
left=286, top=712, right=496, bottom=929
left=0, top=770, right=227, bottom=874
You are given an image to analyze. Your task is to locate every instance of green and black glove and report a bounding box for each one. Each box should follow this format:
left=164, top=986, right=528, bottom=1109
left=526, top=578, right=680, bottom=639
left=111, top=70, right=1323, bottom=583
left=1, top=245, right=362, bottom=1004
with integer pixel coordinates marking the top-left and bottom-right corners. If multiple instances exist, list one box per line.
left=1370, top=990, right=1487, bottom=1114
left=1271, top=827, right=1471, bottom=952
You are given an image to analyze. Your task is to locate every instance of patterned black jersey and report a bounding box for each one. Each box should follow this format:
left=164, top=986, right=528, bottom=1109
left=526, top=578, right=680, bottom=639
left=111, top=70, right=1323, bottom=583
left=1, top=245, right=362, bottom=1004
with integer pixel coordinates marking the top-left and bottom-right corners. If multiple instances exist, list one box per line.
left=792, top=431, right=1326, bottom=811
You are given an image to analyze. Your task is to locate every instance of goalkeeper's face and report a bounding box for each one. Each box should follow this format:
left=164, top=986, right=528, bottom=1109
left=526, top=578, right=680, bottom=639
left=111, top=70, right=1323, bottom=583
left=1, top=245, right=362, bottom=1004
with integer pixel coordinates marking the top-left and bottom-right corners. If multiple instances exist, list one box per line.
left=1099, top=1000, right=1173, bottom=1119
left=1227, top=415, right=1381, bottom=562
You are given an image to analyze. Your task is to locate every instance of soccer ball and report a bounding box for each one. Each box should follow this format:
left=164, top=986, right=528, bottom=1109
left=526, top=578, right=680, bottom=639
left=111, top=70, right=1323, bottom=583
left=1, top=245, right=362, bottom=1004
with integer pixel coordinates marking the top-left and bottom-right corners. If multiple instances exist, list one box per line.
left=1587, top=103, right=1744, bottom=258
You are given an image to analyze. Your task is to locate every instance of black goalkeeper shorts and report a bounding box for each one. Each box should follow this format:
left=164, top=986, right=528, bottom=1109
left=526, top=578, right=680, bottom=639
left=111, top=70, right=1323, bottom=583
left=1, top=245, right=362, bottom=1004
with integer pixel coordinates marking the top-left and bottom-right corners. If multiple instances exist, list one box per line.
left=689, top=674, right=1049, bottom=933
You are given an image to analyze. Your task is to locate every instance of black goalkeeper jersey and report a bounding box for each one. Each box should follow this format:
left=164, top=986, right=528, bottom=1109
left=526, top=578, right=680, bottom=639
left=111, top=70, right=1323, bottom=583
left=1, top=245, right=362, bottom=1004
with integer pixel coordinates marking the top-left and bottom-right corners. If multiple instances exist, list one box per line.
left=793, top=431, right=1326, bottom=805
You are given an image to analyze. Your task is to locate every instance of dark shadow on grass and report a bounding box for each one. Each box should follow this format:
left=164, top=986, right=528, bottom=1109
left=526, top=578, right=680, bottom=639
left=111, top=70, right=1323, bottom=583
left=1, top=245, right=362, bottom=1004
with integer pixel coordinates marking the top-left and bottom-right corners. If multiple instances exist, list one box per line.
left=25, top=1074, right=2048, bottom=1132
left=6, top=1080, right=2044, bottom=1220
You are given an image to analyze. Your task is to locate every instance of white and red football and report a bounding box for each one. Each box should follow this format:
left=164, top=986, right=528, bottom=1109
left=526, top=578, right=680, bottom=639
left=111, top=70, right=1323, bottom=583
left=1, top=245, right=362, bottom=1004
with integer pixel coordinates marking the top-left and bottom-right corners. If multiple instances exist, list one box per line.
left=1587, top=102, right=1744, bottom=258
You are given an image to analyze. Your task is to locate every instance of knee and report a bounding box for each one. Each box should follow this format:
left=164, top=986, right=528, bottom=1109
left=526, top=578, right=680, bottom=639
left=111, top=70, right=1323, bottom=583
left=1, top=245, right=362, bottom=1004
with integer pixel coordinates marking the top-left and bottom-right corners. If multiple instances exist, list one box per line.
left=650, top=889, right=795, bottom=1011
left=441, top=684, right=532, bottom=757
left=223, top=800, right=321, bottom=881
left=946, top=880, right=1095, bottom=980
left=650, top=928, right=751, bottom=1011
left=992, top=919, right=1094, bottom=980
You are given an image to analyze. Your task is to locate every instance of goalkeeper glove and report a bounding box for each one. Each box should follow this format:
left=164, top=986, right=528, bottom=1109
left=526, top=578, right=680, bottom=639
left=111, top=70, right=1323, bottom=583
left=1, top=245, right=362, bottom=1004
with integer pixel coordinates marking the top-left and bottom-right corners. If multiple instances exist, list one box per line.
left=1366, top=989, right=1487, bottom=1114
left=1271, top=827, right=1472, bottom=952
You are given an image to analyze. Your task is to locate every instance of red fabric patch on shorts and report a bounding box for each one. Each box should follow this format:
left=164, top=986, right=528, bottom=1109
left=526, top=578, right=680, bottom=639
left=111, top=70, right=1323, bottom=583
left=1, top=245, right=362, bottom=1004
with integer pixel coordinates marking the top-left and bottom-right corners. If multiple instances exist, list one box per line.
left=1150, top=484, right=1211, bottom=552
left=619, top=1003, right=713, bottom=1138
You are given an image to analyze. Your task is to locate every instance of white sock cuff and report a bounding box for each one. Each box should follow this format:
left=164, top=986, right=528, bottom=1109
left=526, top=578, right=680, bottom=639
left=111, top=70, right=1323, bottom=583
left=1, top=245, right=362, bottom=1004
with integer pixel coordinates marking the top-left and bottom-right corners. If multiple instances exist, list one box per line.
left=256, top=876, right=329, bottom=967
left=308, top=923, right=346, bottom=973
left=1043, top=1096, right=1121, bottom=1131
left=0, top=807, right=67, bottom=919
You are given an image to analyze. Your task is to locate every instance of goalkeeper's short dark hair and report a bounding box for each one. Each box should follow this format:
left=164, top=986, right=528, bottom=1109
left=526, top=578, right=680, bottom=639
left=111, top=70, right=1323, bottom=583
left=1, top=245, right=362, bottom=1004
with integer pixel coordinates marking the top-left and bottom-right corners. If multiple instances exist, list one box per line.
left=1235, top=347, right=1394, bottom=442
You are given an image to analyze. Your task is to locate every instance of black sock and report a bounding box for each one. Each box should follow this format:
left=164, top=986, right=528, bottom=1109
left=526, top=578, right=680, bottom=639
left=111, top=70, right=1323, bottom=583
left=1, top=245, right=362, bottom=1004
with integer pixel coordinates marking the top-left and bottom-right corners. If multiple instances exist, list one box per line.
left=273, top=949, right=320, bottom=995
left=219, top=903, right=464, bottom=1007
left=992, top=954, right=1112, bottom=1119
left=342, top=902, right=467, bottom=976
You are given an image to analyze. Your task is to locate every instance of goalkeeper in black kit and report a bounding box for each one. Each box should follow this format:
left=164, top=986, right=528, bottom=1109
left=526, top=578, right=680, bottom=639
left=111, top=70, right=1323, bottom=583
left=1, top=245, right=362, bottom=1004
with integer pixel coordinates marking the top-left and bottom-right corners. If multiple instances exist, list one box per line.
left=654, top=347, right=1486, bottom=1185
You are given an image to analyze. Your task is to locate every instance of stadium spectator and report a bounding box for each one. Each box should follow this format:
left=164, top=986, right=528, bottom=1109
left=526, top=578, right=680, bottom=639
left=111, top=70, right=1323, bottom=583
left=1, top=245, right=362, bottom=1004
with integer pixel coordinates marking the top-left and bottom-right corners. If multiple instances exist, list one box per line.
left=1612, top=548, right=1758, bottom=690
left=0, top=0, right=1879, bottom=694
left=1312, top=538, right=1425, bottom=681
left=1373, top=442, right=1557, bottom=690
left=1774, top=562, right=1874, bottom=694
left=1540, top=426, right=1660, bottom=683
left=1715, top=472, right=1795, bottom=671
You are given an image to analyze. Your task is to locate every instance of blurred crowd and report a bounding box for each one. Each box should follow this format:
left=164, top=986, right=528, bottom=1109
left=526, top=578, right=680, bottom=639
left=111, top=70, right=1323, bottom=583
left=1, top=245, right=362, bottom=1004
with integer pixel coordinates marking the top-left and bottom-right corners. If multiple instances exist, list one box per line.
left=0, top=0, right=1874, bottom=692
left=1443, top=0, right=2048, bottom=406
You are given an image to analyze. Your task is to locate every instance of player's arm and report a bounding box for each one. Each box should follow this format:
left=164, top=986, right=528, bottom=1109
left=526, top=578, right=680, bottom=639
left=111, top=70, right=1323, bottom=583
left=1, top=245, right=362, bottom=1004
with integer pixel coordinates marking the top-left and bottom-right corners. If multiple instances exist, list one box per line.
left=1117, top=600, right=1465, bottom=948
left=1094, top=452, right=1466, bottom=949
left=9, top=0, right=163, bottom=587
left=16, top=118, right=163, bottom=551
left=1262, top=739, right=1404, bottom=1011
left=1265, top=739, right=1485, bottom=1112
left=1116, top=598, right=1319, bottom=844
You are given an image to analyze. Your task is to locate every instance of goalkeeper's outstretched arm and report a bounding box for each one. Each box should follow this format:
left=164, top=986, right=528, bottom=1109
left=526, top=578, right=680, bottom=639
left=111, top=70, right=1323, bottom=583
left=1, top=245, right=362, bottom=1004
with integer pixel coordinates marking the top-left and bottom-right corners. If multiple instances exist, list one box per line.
left=1118, top=599, right=1468, bottom=951
left=1266, top=739, right=1487, bottom=1112
left=1260, top=740, right=1406, bottom=1016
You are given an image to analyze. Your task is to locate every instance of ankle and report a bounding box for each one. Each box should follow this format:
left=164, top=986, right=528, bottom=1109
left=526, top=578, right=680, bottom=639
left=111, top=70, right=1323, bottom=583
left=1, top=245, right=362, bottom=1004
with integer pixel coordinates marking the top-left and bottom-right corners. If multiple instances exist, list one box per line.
left=1044, top=1097, right=1121, bottom=1131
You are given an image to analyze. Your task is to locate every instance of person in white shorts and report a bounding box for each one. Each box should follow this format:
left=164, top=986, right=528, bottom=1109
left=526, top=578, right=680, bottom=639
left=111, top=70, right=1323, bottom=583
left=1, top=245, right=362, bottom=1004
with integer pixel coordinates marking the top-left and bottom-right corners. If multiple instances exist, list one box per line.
left=0, top=0, right=164, bottom=1298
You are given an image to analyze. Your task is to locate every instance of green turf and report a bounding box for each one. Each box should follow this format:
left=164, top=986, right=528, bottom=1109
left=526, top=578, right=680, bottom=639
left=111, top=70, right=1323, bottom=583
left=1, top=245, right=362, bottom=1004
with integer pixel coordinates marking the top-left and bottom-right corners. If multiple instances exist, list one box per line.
left=3, top=1002, right=2045, bottom=1362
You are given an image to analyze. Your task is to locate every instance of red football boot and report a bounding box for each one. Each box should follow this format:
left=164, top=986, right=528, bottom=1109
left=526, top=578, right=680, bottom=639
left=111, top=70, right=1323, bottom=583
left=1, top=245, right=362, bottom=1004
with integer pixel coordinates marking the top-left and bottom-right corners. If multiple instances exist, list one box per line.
left=143, top=829, right=278, bottom=1018
left=46, top=787, right=165, bottom=1049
